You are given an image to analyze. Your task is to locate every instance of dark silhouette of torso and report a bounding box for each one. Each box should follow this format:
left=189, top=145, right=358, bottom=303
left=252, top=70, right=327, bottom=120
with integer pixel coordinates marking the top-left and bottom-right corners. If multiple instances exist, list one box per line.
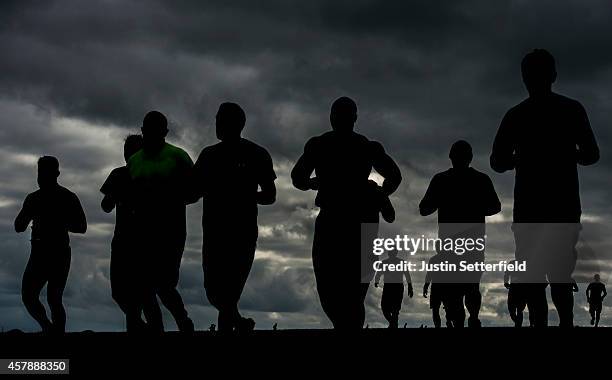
left=19, top=185, right=86, bottom=246
left=491, top=93, right=599, bottom=222
left=587, top=282, right=606, bottom=304
left=293, top=130, right=400, bottom=215
left=101, top=166, right=137, bottom=249
left=420, top=167, right=500, bottom=224
left=193, top=138, right=276, bottom=227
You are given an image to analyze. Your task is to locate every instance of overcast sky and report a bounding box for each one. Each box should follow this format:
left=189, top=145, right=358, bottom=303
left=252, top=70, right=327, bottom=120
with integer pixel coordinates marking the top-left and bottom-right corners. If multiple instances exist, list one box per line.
left=0, top=0, right=611, bottom=331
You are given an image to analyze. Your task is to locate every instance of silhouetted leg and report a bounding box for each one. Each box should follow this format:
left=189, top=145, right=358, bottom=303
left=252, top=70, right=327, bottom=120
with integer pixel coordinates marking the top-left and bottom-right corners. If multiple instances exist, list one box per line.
left=46, top=246, right=71, bottom=333
left=595, top=305, right=601, bottom=327
left=547, top=223, right=579, bottom=328
left=156, top=280, right=192, bottom=332
left=446, top=287, right=465, bottom=328
left=111, top=248, right=146, bottom=332
left=526, top=284, right=548, bottom=327
left=464, top=283, right=482, bottom=327
left=21, top=253, right=52, bottom=332
left=141, top=290, right=163, bottom=333
left=359, top=283, right=370, bottom=328
left=550, top=283, right=574, bottom=328
left=589, top=304, right=596, bottom=325
left=312, top=213, right=341, bottom=328
left=432, top=307, right=442, bottom=328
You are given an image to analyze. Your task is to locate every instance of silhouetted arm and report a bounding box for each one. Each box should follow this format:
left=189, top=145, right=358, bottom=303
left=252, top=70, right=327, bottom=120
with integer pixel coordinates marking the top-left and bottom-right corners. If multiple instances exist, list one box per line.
left=404, top=270, right=413, bottom=297
left=586, top=283, right=592, bottom=303
left=490, top=111, right=516, bottom=173
left=14, top=195, right=33, bottom=233
left=291, top=139, right=318, bottom=191
left=379, top=190, right=395, bottom=223
left=419, top=175, right=439, bottom=216
left=603, top=286, right=607, bottom=299
left=257, top=149, right=277, bottom=205
left=423, top=277, right=430, bottom=298
left=574, top=103, right=599, bottom=166
left=101, top=195, right=116, bottom=213
left=69, top=194, right=87, bottom=234
left=483, top=175, right=501, bottom=216
left=371, top=142, right=402, bottom=196
left=190, top=150, right=207, bottom=202
left=257, top=181, right=276, bottom=205
left=180, top=150, right=198, bottom=205
left=374, top=269, right=383, bottom=287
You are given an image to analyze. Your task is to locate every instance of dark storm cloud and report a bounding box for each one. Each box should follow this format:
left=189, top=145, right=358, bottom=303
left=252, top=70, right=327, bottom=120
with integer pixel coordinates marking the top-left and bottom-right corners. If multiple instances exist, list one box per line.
left=1, top=1, right=611, bottom=330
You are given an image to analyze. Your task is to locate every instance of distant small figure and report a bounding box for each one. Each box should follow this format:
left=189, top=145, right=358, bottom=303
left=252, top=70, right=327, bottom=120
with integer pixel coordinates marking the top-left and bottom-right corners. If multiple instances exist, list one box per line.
left=423, top=252, right=454, bottom=328
left=209, top=323, right=216, bottom=332
left=272, top=323, right=278, bottom=331
left=403, top=322, right=407, bottom=329
left=586, top=274, right=607, bottom=327
left=374, top=251, right=413, bottom=328
left=504, top=259, right=527, bottom=328
left=14, top=156, right=87, bottom=333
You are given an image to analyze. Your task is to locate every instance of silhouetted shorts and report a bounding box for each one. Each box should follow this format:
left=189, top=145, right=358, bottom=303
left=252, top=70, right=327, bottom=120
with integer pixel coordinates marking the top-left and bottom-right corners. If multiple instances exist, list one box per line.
left=589, top=302, right=602, bottom=314
left=512, top=223, right=580, bottom=283
left=202, top=222, right=257, bottom=309
left=381, top=283, right=403, bottom=312
left=507, top=284, right=528, bottom=313
left=141, top=234, right=186, bottom=290
left=429, top=284, right=444, bottom=309
left=23, top=241, right=71, bottom=297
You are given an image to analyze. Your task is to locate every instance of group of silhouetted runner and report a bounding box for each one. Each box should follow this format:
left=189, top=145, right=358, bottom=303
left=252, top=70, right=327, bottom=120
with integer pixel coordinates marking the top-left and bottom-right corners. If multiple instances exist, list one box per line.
left=13, top=49, right=607, bottom=333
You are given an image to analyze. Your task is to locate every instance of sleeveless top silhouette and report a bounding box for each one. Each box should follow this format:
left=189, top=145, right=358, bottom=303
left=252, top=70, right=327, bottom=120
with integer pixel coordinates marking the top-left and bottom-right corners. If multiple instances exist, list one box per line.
left=491, top=93, right=599, bottom=222
left=18, top=184, right=86, bottom=245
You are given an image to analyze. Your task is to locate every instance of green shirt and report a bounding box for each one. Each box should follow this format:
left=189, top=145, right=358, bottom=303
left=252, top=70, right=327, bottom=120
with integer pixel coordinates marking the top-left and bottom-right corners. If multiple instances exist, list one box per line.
left=127, top=142, right=194, bottom=235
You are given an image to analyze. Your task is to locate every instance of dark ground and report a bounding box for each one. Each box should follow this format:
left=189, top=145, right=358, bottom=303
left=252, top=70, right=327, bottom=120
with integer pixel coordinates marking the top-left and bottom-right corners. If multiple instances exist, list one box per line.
left=0, top=328, right=609, bottom=376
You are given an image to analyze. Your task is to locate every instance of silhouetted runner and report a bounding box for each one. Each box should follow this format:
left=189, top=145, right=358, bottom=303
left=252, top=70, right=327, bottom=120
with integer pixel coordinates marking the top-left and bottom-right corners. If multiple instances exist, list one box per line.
left=291, top=96, right=402, bottom=330
left=14, top=156, right=87, bottom=333
left=374, top=251, right=413, bottom=328
left=586, top=274, right=606, bottom=327
left=504, top=259, right=527, bottom=327
left=491, top=49, right=600, bottom=327
left=423, top=252, right=456, bottom=328
left=101, top=134, right=160, bottom=332
left=128, top=111, right=195, bottom=333
left=192, top=102, right=276, bottom=334
left=420, top=140, right=501, bottom=327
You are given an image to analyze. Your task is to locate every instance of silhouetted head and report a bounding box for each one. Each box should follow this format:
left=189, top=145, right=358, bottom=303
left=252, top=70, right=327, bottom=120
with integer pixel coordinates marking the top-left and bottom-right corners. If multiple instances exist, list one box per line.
left=330, top=97, right=357, bottom=133
left=521, top=49, right=556, bottom=97
left=449, top=140, right=473, bottom=169
left=594, top=274, right=600, bottom=282
left=37, top=156, right=60, bottom=189
left=141, top=111, right=168, bottom=152
left=124, top=134, right=143, bottom=163
left=216, top=102, right=246, bottom=142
